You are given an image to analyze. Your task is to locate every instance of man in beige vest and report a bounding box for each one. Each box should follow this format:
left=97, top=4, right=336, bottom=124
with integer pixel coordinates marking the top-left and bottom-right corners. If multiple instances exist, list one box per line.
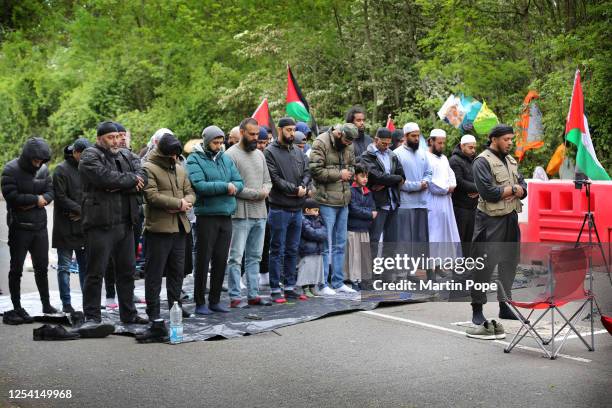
left=468, top=124, right=527, bottom=330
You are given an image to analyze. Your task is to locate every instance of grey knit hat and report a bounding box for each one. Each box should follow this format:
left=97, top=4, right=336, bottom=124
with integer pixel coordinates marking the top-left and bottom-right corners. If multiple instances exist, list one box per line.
left=201, top=126, right=225, bottom=146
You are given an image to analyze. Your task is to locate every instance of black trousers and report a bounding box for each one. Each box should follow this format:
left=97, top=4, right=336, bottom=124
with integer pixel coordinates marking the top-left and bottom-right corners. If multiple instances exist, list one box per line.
left=194, top=215, right=232, bottom=306
left=83, top=224, right=137, bottom=322
left=8, top=227, right=50, bottom=309
left=259, top=220, right=270, bottom=274
left=369, top=208, right=399, bottom=243
left=454, top=206, right=476, bottom=255
left=184, top=228, right=194, bottom=277
left=470, top=211, right=520, bottom=305
left=144, top=231, right=186, bottom=319
left=104, top=256, right=116, bottom=299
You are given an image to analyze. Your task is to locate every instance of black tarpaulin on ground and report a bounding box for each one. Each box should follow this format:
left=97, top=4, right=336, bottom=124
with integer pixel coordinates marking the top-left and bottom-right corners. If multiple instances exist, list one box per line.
left=0, top=279, right=431, bottom=343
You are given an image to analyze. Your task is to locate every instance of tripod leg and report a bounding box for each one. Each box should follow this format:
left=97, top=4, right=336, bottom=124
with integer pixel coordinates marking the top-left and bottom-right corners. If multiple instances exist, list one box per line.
left=575, top=214, right=588, bottom=246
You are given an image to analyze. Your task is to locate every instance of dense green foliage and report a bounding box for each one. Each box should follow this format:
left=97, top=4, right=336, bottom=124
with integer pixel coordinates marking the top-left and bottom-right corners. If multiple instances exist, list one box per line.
left=0, top=0, right=610, bottom=175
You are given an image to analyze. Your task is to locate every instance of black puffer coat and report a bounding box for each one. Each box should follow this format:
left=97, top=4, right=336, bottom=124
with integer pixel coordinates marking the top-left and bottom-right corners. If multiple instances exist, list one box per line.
left=52, top=146, right=85, bottom=249
left=1, top=137, right=53, bottom=231
left=448, top=144, right=478, bottom=210
left=79, top=144, right=147, bottom=231
left=299, top=215, right=327, bottom=257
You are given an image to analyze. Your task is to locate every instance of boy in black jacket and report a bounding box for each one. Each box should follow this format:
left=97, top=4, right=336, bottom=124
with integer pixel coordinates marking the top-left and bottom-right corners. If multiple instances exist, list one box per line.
left=345, top=166, right=376, bottom=291
left=296, top=199, right=326, bottom=298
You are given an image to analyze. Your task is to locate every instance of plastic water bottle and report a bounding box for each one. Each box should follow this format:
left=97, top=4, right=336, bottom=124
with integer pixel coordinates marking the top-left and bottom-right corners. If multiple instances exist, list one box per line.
left=169, top=302, right=183, bottom=344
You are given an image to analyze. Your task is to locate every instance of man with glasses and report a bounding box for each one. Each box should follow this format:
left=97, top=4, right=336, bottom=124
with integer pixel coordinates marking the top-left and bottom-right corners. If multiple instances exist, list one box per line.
left=360, top=127, right=405, bottom=244
left=309, top=123, right=358, bottom=296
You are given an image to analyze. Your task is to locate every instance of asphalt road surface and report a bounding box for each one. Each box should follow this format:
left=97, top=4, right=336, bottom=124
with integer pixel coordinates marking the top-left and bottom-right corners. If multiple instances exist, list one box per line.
left=1, top=204, right=610, bottom=408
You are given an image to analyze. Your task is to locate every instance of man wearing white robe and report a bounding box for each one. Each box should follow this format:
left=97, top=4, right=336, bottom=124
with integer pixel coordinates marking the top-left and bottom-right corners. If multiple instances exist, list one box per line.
left=426, top=129, right=461, bottom=261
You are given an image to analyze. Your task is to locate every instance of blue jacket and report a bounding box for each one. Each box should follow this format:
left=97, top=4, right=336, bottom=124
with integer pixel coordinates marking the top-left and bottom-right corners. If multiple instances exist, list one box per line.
left=348, top=185, right=375, bottom=232
left=186, top=143, right=244, bottom=216
left=299, top=214, right=327, bottom=256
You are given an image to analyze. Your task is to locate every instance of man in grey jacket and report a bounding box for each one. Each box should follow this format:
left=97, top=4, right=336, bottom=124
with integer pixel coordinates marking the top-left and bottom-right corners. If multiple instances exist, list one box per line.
left=225, top=118, right=273, bottom=307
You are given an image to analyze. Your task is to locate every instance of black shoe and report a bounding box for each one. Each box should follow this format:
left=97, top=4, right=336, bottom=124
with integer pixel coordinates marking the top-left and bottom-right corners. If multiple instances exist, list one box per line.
left=15, top=308, right=34, bottom=323
left=123, top=315, right=149, bottom=325
left=33, top=324, right=80, bottom=341
left=498, top=302, right=519, bottom=320
left=182, top=308, right=192, bottom=318
left=471, top=303, right=486, bottom=326
left=135, top=319, right=169, bottom=344
left=3, top=310, right=25, bottom=325
left=76, top=320, right=115, bottom=338
left=69, top=311, right=85, bottom=328
left=42, top=304, right=59, bottom=314
left=62, top=304, right=75, bottom=314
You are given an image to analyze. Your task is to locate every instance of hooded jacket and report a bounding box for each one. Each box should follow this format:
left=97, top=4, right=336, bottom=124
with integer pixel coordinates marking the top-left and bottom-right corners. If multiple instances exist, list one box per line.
left=264, top=140, right=311, bottom=210
left=309, top=130, right=355, bottom=207
left=143, top=147, right=196, bottom=233
left=79, top=144, right=147, bottom=230
left=299, top=214, right=327, bottom=256
left=52, top=146, right=85, bottom=248
left=186, top=142, right=244, bottom=216
left=448, top=144, right=478, bottom=210
left=360, top=143, right=405, bottom=209
left=1, top=137, right=54, bottom=231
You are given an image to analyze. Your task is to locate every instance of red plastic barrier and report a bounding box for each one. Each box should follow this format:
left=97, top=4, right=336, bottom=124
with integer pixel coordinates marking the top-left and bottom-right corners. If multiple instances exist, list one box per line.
left=522, top=180, right=612, bottom=243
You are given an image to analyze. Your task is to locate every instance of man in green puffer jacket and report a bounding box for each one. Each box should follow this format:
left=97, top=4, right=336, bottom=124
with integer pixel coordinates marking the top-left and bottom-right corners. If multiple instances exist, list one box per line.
left=186, top=126, right=244, bottom=315
left=309, top=123, right=357, bottom=296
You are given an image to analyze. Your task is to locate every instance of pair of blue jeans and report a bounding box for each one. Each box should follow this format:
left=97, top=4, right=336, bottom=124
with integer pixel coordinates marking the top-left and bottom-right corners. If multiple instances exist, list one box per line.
left=57, top=247, right=87, bottom=306
left=268, top=208, right=302, bottom=291
left=227, top=218, right=266, bottom=300
left=319, top=205, right=348, bottom=289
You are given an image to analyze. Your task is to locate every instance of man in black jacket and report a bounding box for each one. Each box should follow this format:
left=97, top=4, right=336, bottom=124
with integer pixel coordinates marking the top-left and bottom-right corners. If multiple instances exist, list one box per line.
left=448, top=135, right=479, bottom=254
left=360, top=128, right=404, bottom=243
left=1, top=137, right=57, bottom=323
left=52, top=138, right=91, bottom=314
left=264, top=117, right=311, bottom=302
left=345, top=106, right=372, bottom=159
left=79, top=121, right=149, bottom=327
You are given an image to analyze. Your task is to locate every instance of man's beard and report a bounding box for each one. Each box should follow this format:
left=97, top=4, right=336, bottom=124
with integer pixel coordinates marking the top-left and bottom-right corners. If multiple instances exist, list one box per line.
left=432, top=147, right=443, bottom=157
left=243, top=139, right=257, bottom=152
left=282, top=135, right=294, bottom=145
left=407, top=141, right=419, bottom=150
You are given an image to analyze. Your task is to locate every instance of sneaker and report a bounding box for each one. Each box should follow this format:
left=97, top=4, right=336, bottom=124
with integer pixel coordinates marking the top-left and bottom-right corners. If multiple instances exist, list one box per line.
left=230, top=299, right=250, bottom=309
left=313, top=286, right=336, bottom=296
left=221, top=285, right=229, bottom=292
left=270, top=292, right=287, bottom=304
left=2, top=310, right=25, bottom=325
left=284, top=289, right=308, bottom=301
left=465, top=321, right=496, bottom=340
left=248, top=297, right=272, bottom=306
left=69, top=311, right=85, bottom=328
left=490, top=320, right=506, bottom=339
left=62, top=304, right=76, bottom=314
left=76, top=320, right=115, bottom=338
left=195, top=304, right=212, bottom=315
left=259, top=273, right=270, bottom=287
left=209, top=303, right=230, bottom=313
left=335, top=284, right=356, bottom=294
left=135, top=319, right=168, bottom=344
left=15, top=307, right=34, bottom=323
left=351, top=282, right=362, bottom=291
left=42, top=304, right=59, bottom=314
left=105, top=298, right=118, bottom=309
left=303, top=287, right=315, bottom=298
left=33, top=324, right=80, bottom=341
left=122, top=315, right=149, bottom=325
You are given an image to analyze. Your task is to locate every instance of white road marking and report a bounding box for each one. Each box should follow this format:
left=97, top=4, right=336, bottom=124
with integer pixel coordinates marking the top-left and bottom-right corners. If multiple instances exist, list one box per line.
left=361, top=310, right=593, bottom=363
left=450, top=321, right=609, bottom=340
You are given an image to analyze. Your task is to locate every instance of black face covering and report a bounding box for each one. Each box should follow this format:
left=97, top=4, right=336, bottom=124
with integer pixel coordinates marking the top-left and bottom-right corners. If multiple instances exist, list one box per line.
left=407, top=141, right=420, bottom=150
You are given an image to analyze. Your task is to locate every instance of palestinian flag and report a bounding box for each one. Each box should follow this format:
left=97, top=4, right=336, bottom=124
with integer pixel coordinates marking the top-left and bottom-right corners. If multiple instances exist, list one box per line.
left=386, top=114, right=395, bottom=131
left=286, top=65, right=318, bottom=136
left=565, top=70, right=610, bottom=180
left=252, top=97, right=278, bottom=139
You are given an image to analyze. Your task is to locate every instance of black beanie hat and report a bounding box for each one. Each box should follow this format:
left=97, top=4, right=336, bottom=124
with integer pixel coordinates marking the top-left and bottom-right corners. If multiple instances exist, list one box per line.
left=375, top=127, right=393, bottom=139
left=97, top=121, right=118, bottom=137
left=158, top=133, right=183, bottom=156
left=303, top=198, right=320, bottom=210
left=278, top=117, right=296, bottom=128
left=488, top=124, right=514, bottom=140
left=114, top=122, right=126, bottom=133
